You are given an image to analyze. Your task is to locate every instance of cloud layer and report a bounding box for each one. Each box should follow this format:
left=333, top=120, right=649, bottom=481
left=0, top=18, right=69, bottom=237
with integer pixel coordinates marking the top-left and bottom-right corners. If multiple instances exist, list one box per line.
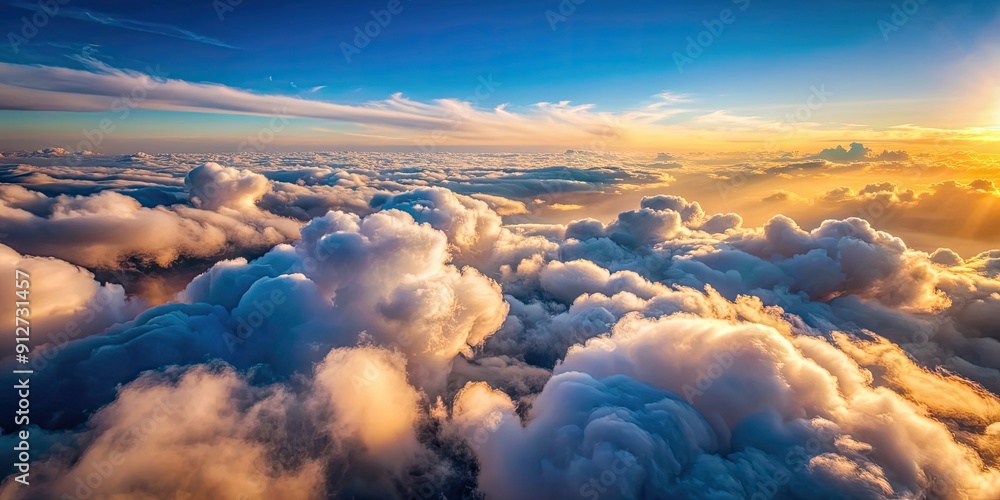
left=2, top=153, right=1000, bottom=499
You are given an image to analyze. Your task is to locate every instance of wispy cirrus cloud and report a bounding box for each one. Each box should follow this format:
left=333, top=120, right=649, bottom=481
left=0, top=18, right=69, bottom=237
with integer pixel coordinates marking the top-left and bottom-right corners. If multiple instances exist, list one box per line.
left=0, top=58, right=654, bottom=146
left=9, top=1, right=238, bottom=49
left=0, top=58, right=995, bottom=151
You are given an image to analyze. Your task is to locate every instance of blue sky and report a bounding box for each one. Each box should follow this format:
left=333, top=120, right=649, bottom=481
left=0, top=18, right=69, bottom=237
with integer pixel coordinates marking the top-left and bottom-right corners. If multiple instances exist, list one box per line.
left=1, top=0, right=999, bottom=152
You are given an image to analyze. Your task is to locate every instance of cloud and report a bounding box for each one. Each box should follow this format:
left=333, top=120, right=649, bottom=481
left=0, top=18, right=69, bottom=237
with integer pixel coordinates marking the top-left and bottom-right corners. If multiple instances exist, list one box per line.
left=3, top=61, right=995, bottom=151
left=186, top=162, right=272, bottom=210
left=562, top=195, right=740, bottom=247
left=873, top=149, right=910, bottom=161
left=15, top=346, right=449, bottom=498
left=761, top=189, right=805, bottom=203
left=765, top=180, right=1000, bottom=254
left=2, top=197, right=508, bottom=433
left=817, top=142, right=872, bottom=162
left=0, top=60, right=655, bottom=148
left=0, top=163, right=300, bottom=268
left=0, top=244, right=141, bottom=360
left=10, top=2, right=238, bottom=48
left=816, top=143, right=911, bottom=163
left=467, top=193, right=528, bottom=216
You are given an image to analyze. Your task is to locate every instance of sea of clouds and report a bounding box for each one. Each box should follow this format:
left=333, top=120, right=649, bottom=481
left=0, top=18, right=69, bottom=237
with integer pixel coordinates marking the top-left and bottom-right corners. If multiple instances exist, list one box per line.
left=1, top=149, right=1000, bottom=499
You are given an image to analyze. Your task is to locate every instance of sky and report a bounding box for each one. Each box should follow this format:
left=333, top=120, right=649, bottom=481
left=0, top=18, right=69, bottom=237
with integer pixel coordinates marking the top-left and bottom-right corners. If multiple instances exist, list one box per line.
left=1, top=0, right=999, bottom=152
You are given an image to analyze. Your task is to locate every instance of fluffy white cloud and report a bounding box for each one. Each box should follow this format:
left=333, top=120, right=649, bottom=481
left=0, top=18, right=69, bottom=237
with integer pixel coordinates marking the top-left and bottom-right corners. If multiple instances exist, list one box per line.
left=0, top=163, right=300, bottom=269
left=16, top=346, right=438, bottom=499
left=0, top=244, right=140, bottom=362
left=454, top=313, right=1000, bottom=499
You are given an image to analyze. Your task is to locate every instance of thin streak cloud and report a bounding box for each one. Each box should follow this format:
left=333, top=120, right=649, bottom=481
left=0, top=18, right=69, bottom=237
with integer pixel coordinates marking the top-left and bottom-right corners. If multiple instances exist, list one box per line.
left=0, top=59, right=994, bottom=151
left=9, top=1, right=238, bottom=49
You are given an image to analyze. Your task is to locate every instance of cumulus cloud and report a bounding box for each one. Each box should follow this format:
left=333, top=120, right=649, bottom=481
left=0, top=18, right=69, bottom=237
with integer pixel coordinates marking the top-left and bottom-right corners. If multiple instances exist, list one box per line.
left=562, top=195, right=741, bottom=249
left=770, top=179, right=1000, bottom=254
left=468, top=193, right=528, bottom=216
left=0, top=244, right=141, bottom=361
left=872, top=149, right=910, bottom=161
left=371, top=187, right=505, bottom=264
left=1, top=199, right=507, bottom=435
left=815, top=143, right=912, bottom=163
left=762, top=189, right=805, bottom=203
left=0, top=162, right=300, bottom=268
left=14, top=346, right=466, bottom=499
left=817, top=142, right=871, bottom=162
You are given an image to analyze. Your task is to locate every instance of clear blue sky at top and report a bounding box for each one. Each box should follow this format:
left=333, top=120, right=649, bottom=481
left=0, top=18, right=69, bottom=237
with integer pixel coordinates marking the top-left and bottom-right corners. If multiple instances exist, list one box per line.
left=0, top=0, right=998, bottom=111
